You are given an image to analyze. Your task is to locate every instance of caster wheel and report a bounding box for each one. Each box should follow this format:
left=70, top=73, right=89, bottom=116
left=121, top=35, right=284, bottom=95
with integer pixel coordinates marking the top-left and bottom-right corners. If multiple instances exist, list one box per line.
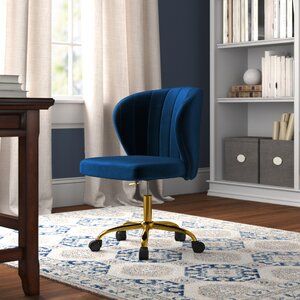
left=139, top=247, right=149, bottom=260
left=116, top=231, right=127, bottom=241
left=89, top=239, right=102, bottom=252
left=175, top=232, right=186, bottom=241
left=192, top=241, right=205, bottom=253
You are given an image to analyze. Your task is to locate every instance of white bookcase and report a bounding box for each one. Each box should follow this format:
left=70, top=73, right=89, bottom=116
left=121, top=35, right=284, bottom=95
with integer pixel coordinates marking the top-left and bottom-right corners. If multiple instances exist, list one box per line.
left=208, top=0, right=300, bottom=207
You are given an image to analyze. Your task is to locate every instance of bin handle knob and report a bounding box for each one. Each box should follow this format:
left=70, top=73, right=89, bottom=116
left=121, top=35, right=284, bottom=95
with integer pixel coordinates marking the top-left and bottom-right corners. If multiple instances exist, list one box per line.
left=273, top=156, right=283, bottom=166
left=237, top=154, right=246, bottom=163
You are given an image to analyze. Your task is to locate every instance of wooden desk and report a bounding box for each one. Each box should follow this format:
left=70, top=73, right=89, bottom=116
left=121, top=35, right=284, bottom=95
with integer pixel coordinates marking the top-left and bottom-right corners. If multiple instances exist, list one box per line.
left=0, top=98, right=54, bottom=296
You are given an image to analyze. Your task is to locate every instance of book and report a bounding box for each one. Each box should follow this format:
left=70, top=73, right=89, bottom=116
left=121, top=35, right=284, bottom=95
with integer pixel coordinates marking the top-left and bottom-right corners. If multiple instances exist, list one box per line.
left=0, top=75, right=19, bottom=84
left=228, top=0, right=233, bottom=43
left=0, top=90, right=27, bottom=98
left=258, top=0, right=265, bottom=39
left=273, top=121, right=280, bottom=140
left=280, top=56, right=286, bottom=97
left=280, top=0, right=287, bottom=38
left=262, top=57, right=266, bottom=97
left=251, top=0, right=258, bottom=41
left=273, top=0, right=280, bottom=38
left=291, top=57, right=294, bottom=96
left=223, top=0, right=229, bottom=43
left=263, top=51, right=285, bottom=97
left=287, top=0, right=294, bottom=38
left=275, top=56, right=281, bottom=97
left=244, top=0, right=250, bottom=42
left=241, top=0, right=245, bottom=42
left=231, top=84, right=262, bottom=92
left=0, top=83, right=22, bottom=91
left=264, top=52, right=270, bottom=97
left=285, top=57, right=293, bottom=96
left=279, top=121, right=288, bottom=140
left=228, top=91, right=262, bottom=97
left=280, top=112, right=290, bottom=122
left=265, top=51, right=272, bottom=97
left=265, top=0, right=274, bottom=39
left=270, top=55, right=277, bottom=97
left=285, top=113, right=294, bottom=140
left=233, top=0, right=241, bottom=43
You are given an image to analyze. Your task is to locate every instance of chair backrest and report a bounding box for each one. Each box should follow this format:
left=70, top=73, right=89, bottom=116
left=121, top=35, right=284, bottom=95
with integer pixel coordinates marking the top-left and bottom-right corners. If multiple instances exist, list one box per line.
left=113, top=87, right=203, bottom=180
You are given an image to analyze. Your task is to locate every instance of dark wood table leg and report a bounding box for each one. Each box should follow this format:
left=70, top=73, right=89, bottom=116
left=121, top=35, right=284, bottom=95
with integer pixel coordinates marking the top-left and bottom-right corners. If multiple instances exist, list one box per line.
left=18, top=110, right=40, bottom=296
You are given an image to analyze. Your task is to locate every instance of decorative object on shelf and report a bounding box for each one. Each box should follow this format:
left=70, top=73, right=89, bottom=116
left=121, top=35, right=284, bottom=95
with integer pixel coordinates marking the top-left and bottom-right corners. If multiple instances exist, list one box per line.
left=272, top=121, right=280, bottom=140
left=279, top=121, right=288, bottom=140
left=223, top=0, right=294, bottom=44
left=272, top=112, right=294, bottom=140
left=243, top=68, right=262, bottom=85
left=228, top=84, right=262, bottom=98
left=285, top=113, right=294, bottom=140
left=231, top=84, right=262, bottom=92
left=228, top=91, right=262, bottom=98
left=262, top=51, right=294, bottom=98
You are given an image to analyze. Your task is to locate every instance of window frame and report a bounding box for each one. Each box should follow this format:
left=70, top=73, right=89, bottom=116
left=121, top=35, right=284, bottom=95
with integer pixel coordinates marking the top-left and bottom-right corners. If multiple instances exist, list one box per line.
left=51, top=0, right=83, bottom=101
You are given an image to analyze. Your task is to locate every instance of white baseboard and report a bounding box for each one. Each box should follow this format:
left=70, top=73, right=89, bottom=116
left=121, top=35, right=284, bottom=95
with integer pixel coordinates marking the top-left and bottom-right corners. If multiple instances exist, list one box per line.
left=208, top=180, right=300, bottom=207
left=52, top=177, right=85, bottom=207
left=52, top=168, right=210, bottom=208
left=163, top=168, right=210, bottom=196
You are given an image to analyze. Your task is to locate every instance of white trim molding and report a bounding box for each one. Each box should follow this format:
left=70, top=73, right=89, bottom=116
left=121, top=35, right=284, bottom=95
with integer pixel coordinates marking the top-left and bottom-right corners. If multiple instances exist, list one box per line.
left=208, top=180, right=300, bottom=207
left=163, top=168, right=209, bottom=196
left=52, top=100, right=84, bottom=129
left=52, top=177, right=85, bottom=207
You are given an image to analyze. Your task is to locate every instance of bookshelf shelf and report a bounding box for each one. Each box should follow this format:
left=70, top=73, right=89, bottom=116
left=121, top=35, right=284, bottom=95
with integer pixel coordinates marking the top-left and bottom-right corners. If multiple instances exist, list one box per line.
left=209, top=180, right=296, bottom=193
left=209, top=0, right=300, bottom=207
left=217, top=38, right=295, bottom=49
left=217, top=97, right=294, bottom=103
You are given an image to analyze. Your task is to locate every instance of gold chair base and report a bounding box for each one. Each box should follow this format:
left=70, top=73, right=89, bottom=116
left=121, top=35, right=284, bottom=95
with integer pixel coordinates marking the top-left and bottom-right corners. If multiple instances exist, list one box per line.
left=95, top=194, right=198, bottom=248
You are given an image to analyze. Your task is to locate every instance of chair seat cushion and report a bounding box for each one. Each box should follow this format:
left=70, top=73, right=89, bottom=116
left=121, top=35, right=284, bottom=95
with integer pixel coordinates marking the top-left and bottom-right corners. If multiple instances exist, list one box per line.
left=80, top=155, right=185, bottom=181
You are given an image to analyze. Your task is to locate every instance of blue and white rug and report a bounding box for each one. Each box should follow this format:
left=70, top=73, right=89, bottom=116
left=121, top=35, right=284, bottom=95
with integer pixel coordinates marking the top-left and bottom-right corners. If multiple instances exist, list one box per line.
left=1, top=206, right=300, bottom=299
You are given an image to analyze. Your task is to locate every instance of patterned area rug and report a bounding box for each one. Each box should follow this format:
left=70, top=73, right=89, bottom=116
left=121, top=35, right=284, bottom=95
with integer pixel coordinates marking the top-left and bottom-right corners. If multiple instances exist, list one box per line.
left=1, top=206, right=300, bottom=299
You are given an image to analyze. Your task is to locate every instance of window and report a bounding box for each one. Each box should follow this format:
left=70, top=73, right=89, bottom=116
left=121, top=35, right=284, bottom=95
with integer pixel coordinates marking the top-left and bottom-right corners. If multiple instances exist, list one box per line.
left=52, top=0, right=82, bottom=98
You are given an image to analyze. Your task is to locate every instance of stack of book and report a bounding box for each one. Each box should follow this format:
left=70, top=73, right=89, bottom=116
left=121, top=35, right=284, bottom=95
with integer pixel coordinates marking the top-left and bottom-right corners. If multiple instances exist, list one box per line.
left=223, top=0, right=294, bottom=44
left=228, top=84, right=262, bottom=97
left=0, top=75, right=27, bottom=98
left=261, top=51, right=294, bottom=97
left=265, top=0, right=294, bottom=39
left=272, top=112, right=294, bottom=140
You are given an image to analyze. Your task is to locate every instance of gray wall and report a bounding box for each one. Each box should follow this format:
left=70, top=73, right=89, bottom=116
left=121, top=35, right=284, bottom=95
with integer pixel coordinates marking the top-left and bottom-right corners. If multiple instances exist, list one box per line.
left=158, top=0, right=210, bottom=168
left=52, top=1, right=210, bottom=178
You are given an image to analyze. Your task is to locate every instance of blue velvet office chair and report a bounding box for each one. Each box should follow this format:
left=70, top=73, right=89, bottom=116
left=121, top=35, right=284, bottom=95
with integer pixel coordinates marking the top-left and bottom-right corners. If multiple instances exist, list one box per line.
left=80, top=87, right=205, bottom=260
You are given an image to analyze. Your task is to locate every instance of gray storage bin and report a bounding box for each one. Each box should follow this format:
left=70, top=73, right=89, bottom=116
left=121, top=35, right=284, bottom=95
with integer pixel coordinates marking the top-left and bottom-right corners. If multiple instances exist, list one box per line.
left=224, top=137, right=259, bottom=183
left=260, top=139, right=294, bottom=188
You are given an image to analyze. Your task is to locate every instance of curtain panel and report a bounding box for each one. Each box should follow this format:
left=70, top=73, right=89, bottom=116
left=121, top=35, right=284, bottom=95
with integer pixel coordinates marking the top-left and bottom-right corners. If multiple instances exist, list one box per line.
left=82, top=0, right=172, bottom=207
left=0, top=0, right=53, bottom=215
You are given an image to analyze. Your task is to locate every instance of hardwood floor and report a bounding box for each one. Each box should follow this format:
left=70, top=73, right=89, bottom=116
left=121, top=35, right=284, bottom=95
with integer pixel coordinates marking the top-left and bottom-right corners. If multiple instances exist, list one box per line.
left=154, top=193, right=300, bottom=232
left=1, top=193, right=300, bottom=299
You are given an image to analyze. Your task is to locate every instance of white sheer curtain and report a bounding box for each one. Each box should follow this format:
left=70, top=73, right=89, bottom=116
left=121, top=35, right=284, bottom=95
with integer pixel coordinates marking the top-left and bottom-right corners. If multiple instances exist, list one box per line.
left=0, top=0, right=53, bottom=215
left=82, top=0, right=172, bottom=207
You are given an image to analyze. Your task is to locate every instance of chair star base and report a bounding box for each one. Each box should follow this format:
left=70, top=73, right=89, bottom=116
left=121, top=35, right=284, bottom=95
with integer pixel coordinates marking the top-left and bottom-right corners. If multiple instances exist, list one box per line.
left=88, top=195, right=205, bottom=260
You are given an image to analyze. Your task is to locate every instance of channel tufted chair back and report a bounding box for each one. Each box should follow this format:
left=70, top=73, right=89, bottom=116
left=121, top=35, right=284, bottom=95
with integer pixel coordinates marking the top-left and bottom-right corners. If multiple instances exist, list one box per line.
left=113, top=87, right=203, bottom=180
